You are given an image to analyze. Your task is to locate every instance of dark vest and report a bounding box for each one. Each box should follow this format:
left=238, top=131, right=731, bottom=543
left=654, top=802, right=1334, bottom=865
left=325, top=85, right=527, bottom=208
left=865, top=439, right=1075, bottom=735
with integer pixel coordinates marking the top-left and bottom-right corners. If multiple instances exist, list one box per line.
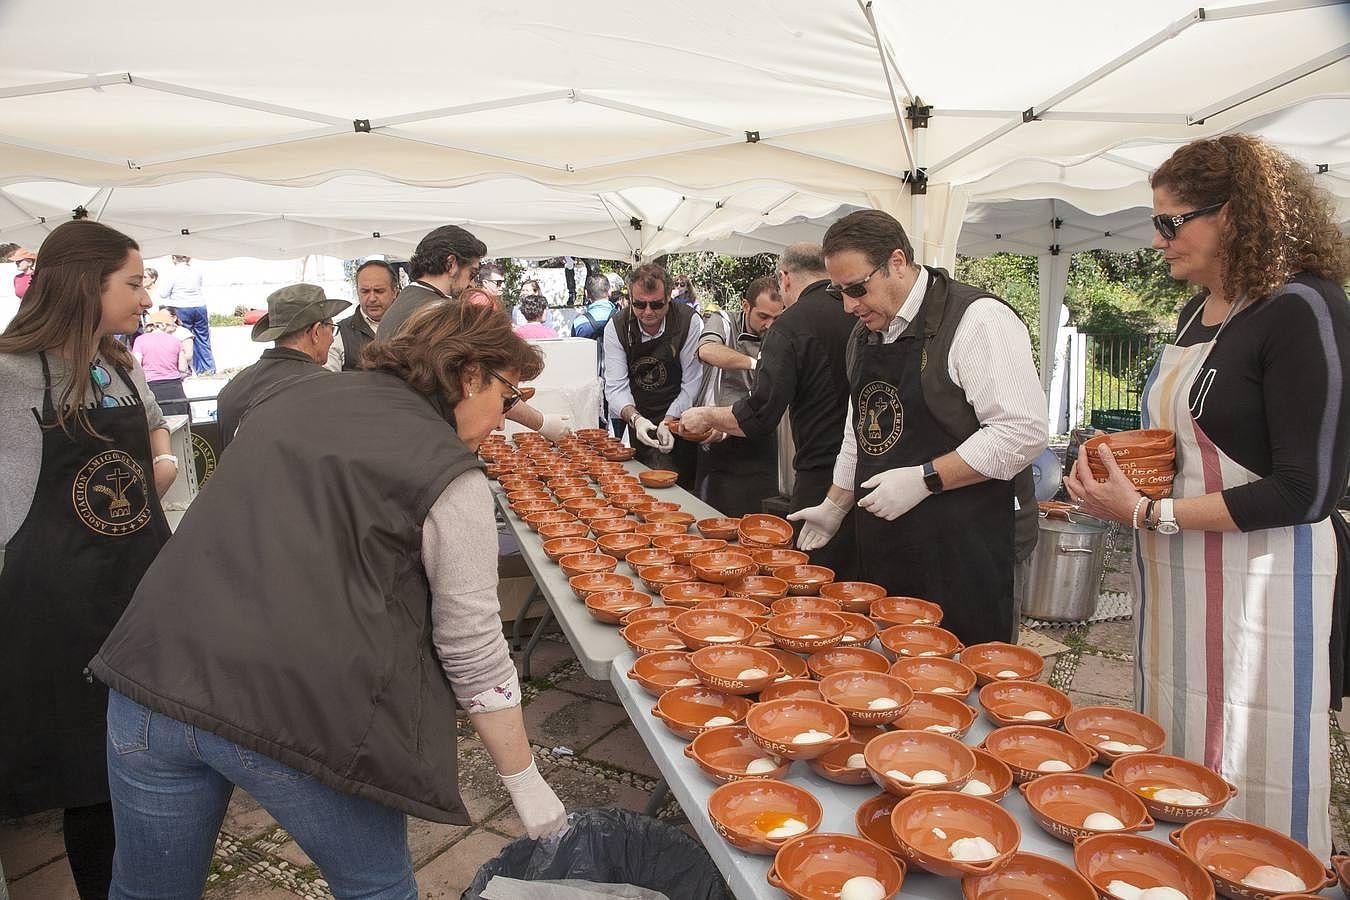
left=845, top=267, right=1038, bottom=561
left=91, top=371, right=481, bottom=824
left=337, top=310, right=376, bottom=371
left=615, top=301, right=695, bottom=422
left=214, top=347, right=325, bottom=449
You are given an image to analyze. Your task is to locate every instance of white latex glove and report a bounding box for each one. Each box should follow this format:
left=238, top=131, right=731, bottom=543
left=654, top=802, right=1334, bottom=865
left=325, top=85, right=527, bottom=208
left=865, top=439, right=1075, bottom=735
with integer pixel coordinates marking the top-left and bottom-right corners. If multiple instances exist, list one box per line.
left=537, top=413, right=572, bottom=442
left=631, top=415, right=662, bottom=449
left=787, top=496, right=850, bottom=551
left=857, top=465, right=929, bottom=521
left=655, top=421, right=675, bottom=453
left=499, top=761, right=567, bottom=840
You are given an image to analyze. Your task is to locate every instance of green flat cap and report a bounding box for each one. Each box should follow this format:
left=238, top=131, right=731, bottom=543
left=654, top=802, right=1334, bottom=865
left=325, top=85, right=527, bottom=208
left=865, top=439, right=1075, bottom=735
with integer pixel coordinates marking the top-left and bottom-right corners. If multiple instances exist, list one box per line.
left=251, top=283, right=352, bottom=342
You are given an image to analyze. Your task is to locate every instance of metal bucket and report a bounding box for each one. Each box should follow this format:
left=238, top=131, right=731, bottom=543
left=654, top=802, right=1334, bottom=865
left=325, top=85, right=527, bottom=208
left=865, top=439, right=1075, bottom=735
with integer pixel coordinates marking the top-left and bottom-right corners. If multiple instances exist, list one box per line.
left=1023, top=509, right=1111, bottom=622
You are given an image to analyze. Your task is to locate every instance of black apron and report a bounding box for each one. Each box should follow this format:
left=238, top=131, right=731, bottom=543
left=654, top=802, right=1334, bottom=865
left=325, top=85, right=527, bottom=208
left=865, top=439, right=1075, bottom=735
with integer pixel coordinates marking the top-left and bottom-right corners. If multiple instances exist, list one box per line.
left=697, top=434, right=779, bottom=517
left=622, top=306, right=698, bottom=488
left=852, top=323, right=1016, bottom=646
left=0, top=354, right=170, bottom=815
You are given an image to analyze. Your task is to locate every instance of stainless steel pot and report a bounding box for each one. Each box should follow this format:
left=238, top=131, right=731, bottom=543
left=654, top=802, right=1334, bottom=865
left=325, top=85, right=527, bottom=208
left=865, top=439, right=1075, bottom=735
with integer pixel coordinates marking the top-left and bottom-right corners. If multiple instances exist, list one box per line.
left=1023, top=509, right=1110, bottom=622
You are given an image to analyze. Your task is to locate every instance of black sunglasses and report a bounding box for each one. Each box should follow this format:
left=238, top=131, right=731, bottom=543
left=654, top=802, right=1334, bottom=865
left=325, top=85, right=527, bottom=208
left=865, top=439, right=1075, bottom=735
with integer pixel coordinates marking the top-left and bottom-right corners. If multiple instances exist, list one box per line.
left=488, top=370, right=525, bottom=414
left=1151, top=202, right=1225, bottom=241
left=825, top=263, right=885, bottom=300
left=631, top=300, right=667, bottom=311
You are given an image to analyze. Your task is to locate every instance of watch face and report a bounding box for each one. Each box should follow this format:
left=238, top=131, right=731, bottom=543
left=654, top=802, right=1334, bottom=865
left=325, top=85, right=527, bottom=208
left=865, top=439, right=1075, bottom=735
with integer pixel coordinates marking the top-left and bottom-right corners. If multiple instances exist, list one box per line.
left=1158, top=521, right=1180, bottom=535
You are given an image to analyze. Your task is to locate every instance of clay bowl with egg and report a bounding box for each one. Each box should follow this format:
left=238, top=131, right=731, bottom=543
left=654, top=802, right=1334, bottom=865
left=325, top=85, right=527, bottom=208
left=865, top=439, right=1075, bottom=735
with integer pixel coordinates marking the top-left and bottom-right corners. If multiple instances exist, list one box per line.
left=879, top=624, right=964, bottom=660
left=959, top=642, right=1045, bottom=684
left=1020, top=773, right=1154, bottom=844
left=982, top=725, right=1096, bottom=784
left=568, top=571, right=633, bottom=602
left=626, top=650, right=699, bottom=696
left=684, top=725, right=791, bottom=784
left=771, top=564, right=836, bottom=596
left=978, top=680, right=1073, bottom=728
left=695, top=516, right=742, bottom=541
left=863, top=729, right=976, bottom=797
left=737, top=513, right=795, bottom=549
left=541, top=536, right=598, bottom=562
left=636, top=564, right=698, bottom=594
left=745, top=697, right=850, bottom=760
left=618, top=618, right=688, bottom=656
left=690, top=549, right=756, bottom=582
left=510, top=498, right=560, bottom=517
left=819, top=581, right=889, bottom=614
left=893, top=691, right=978, bottom=739
left=558, top=552, right=618, bottom=579
left=772, top=596, right=843, bottom=616
left=855, top=792, right=905, bottom=857
left=961, top=748, right=1016, bottom=803
left=819, top=671, right=915, bottom=727
left=760, top=678, right=826, bottom=703
left=672, top=539, right=730, bottom=566
left=727, top=575, right=791, bottom=603
left=673, top=609, right=757, bottom=651
left=624, top=547, right=676, bottom=570
left=537, top=520, right=591, bottom=541
left=657, top=582, right=725, bottom=608
left=1103, top=752, right=1238, bottom=823
left=651, top=685, right=753, bottom=740
left=1063, top=706, right=1167, bottom=764
left=585, top=589, right=652, bottom=625
left=808, top=725, right=887, bottom=786
left=890, top=791, right=1021, bottom=877
left=768, top=832, right=907, bottom=900
left=807, top=646, right=891, bottom=680
left=751, top=548, right=809, bottom=576
left=870, top=596, right=945, bottom=627
left=836, top=612, right=880, bottom=647
left=764, top=611, right=847, bottom=653
left=620, top=606, right=682, bottom=627
left=689, top=645, right=782, bottom=694
left=596, top=532, right=650, bottom=557
left=638, top=469, right=680, bottom=488
left=889, top=657, right=979, bottom=698
left=707, top=778, right=824, bottom=855
left=697, top=596, right=767, bottom=618
left=523, top=509, right=577, bottom=532
left=1073, top=833, right=1216, bottom=900
left=635, top=521, right=688, bottom=539
left=644, top=511, right=697, bottom=530
left=561, top=496, right=609, bottom=516
left=961, top=852, right=1100, bottom=900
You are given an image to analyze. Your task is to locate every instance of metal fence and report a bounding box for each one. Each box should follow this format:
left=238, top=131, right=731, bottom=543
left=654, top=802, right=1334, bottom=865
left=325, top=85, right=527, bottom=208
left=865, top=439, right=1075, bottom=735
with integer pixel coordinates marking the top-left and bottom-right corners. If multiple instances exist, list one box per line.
left=1079, top=332, right=1173, bottom=430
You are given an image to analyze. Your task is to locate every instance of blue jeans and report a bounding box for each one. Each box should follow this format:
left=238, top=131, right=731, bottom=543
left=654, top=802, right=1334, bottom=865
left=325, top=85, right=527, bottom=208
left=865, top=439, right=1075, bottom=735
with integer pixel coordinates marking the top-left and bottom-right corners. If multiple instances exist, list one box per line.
left=106, top=690, right=416, bottom=899
left=172, top=305, right=215, bottom=375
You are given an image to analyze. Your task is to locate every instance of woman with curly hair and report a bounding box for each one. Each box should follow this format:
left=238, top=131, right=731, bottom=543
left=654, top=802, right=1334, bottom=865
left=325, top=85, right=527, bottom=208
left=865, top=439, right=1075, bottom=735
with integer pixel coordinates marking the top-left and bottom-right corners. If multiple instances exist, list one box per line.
left=1067, top=133, right=1350, bottom=855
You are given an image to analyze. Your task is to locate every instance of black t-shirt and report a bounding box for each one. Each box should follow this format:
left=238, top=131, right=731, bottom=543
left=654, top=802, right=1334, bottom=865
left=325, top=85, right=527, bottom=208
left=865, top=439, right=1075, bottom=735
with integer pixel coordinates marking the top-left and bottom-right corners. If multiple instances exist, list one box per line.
left=731, top=280, right=856, bottom=472
left=1171, top=273, right=1350, bottom=532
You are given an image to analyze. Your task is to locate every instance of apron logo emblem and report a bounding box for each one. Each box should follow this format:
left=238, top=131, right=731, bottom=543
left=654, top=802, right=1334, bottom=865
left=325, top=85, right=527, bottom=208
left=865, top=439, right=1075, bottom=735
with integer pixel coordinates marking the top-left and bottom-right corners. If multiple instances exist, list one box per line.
left=633, top=355, right=668, bottom=392
left=191, top=432, right=217, bottom=485
left=71, top=450, right=151, bottom=536
left=856, top=381, right=903, bottom=456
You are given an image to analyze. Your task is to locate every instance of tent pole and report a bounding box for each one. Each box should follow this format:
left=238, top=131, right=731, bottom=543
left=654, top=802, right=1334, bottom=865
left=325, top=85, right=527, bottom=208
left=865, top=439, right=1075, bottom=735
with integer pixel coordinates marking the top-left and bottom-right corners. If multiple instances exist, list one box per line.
left=858, top=0, right=917, bottom=173
left=911, top=126, right=926, bottom=265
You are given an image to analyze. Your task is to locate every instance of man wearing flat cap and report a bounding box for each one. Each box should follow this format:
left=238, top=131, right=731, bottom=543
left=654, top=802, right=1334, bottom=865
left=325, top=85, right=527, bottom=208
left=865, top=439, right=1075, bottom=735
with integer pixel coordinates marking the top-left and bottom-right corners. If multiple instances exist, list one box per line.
left=216, top=284, right=350, bottom=449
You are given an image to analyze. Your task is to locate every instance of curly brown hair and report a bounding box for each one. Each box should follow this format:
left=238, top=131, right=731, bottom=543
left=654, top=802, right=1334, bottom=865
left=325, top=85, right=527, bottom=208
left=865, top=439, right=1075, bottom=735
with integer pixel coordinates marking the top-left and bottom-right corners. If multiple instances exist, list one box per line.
left=1150, top=134, right=1349, bottom=303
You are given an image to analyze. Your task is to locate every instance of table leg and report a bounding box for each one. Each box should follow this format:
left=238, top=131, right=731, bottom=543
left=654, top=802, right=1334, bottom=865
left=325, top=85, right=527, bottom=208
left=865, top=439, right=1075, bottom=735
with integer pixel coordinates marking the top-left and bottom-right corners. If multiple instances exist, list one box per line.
left=643, top=777, right=671, bottom=817
left=519, top=607, right=556, bottom=680
left=510, top=585, right=545, bottom=651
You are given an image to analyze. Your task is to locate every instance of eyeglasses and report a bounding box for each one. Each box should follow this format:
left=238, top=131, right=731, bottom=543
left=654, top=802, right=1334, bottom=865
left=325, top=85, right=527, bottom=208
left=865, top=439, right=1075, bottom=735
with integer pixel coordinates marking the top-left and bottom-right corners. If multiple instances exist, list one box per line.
left=488, top=370, right=525, bottom=414
left=90, top=363, right=118, bottom=408
left=630, top=300, right=667, bottom=311
left=1151, top=202, right=1225, bottom=241
left=825, top=263, right=885, bottom=300
left=486, top=277, right=505, bottom=287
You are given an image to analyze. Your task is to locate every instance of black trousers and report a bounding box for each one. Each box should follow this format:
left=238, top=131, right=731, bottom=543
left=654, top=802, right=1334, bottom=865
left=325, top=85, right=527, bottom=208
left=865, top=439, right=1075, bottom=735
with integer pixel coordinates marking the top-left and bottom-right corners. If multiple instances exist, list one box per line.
left=695, top=436, right=779, bottom=518
left=791, top=466, right=859, bottom=582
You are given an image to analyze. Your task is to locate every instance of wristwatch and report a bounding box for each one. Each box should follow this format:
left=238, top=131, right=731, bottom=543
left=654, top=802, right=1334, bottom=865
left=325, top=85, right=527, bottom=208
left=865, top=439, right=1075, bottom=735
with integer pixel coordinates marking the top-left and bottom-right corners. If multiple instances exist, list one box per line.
left=1156, top=498, right=1179, bottom=535
left=922, top=460, right=944, bottom=495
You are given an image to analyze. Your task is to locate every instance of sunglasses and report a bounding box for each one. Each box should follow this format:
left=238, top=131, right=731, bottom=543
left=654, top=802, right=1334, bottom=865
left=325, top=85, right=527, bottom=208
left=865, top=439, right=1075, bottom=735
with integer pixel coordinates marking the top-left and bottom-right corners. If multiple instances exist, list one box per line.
left=825, top=263, right=885, bottom=300
left=1151, top=201, right=1225, bottom=241
left=630, top=300, right=667, bottom=311
left=90, top=363, right=118, bottom=408
left=488, top=370, right=525, bottom=415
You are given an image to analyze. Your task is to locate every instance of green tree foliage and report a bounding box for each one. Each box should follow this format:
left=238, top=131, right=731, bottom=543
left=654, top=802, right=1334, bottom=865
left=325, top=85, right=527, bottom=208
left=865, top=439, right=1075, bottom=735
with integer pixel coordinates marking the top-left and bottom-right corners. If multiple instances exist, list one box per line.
left=658, top=252, right=778, bottom=310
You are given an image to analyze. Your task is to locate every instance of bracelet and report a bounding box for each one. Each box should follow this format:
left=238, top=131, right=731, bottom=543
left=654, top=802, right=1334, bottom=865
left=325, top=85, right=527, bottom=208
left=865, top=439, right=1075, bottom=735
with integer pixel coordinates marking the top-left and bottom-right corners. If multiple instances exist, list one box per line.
left=153, top=453, right=179, bottom=468
left=1131, top=496, right=1149, bottom=530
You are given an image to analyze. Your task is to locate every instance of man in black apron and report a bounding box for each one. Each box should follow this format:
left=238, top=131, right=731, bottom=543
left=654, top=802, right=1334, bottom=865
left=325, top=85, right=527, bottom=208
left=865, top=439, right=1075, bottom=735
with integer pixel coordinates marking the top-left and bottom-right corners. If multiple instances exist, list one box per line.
left=0, top=355, right=171, bottom=895
left=789, top=210, right=1045, bottom=645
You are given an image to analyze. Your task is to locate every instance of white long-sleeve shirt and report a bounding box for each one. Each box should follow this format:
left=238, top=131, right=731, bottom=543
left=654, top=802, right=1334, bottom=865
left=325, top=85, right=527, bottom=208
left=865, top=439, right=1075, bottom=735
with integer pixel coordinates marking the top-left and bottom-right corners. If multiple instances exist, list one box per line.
left=603, top=311, right=705, bottom=420
left=832, top=267, right=1047, bottom=489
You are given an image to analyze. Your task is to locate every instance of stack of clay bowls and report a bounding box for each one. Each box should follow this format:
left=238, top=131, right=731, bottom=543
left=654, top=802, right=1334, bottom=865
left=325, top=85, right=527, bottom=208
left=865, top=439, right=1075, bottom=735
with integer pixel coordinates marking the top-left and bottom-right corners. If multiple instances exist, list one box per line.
left=1083, top=429, right=1175, bottom=500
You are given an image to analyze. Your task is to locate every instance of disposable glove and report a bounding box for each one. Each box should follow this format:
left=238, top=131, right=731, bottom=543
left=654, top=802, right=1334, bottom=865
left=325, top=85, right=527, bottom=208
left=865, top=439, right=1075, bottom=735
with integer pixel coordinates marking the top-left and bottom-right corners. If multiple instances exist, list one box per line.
left=857, top=465, right=929, bottom=521
left=655, top=421, right=675, bottom=453
left=499, top=760, right=567, bottom=840
left=631, top=416, right=662, bottom=449
left=787, top=495, right=850, bottom=551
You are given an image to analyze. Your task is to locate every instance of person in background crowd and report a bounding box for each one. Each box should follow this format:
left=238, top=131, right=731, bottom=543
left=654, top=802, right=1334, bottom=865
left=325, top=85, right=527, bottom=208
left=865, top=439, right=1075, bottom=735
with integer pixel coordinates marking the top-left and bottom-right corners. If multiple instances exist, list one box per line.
left=11, top=249, right=35, bottom=300
left=0, top=220, right=175, bottom=899
left=328, top=259, right=397, bottom=372
left=519, top=277, right=542, bottom=297
left=603, top=263, right=704, bottom=488
left=676, top=243, right=859, bottom=577
left=132, top=309, right=192, bottom=416
left=691, top=276, right=784, bottom=516
left=514, top=294, right=558, bottom=339
left=791, top=210, right=1046, bottom=646
left=1066, top=134, right=1350, bottom=858
left=562, top=255, right=577, bottom=304
left=460, top=286, right=500, bottom=310
left=215, top=284, right=349, bottom=450
left=572, top=272, right=621, bottom=433
left=479, top=263, right=507, bottom=301
left=607, top=272, right=626, bottom=306
left=142, top=267, right=158, bottom=296
left=158, top=254, right=215, bottom=376
left=671, top=274, right=698, bottom=309
left=91, top=302, right=566, bottom=898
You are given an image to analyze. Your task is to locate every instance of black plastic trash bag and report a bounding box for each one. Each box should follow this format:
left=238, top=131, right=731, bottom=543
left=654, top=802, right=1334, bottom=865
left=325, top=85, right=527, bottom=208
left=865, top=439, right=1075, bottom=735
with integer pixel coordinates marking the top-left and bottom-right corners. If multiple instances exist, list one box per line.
left=464, top=808, right=732, bottom=900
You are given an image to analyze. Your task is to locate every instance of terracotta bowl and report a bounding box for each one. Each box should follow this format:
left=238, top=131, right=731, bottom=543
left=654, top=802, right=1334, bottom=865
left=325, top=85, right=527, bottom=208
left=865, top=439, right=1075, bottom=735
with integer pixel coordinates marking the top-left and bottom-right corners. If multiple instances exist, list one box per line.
left=863, top=729, right=976, bottom=797
left=737, top=513, right=794, bottom=548
left=498, top=477, right=542, bottom=494
left=651, top=685, right=753, bottom=740
left=745, top=698, right=850, bottom=760
left=645, top=511, right=697, bottom=529
left=1333, top=855, right=1350, bottom=899
left=772, top=596, right=843, bottom=616
left=962, top=748, right=1016, bottom=803
left=575, top=428, right=609, bottom=442
left=673, top=609, right=757, bottom=650
left=684, top=725, right=790, bottom=784
left=542, top=536, right=598, bottom=561
left=601, top=446, right=636, bottom=461
left=960, top=642, right=1046, bottom=684
left=764, top=611, right=847, bottom=653
left=697, top=596, right=767, bottom=618
left=760, top=678, right=826, bottom=703
left=809, top=725, right=887, bottom=785
left=961, top=852, right=1099, bottom=900
left=618, top=618, right=688, bottom=655
left=596, top=532, right=650, bottom=557
left=855, top=792, right=905, bottom=856
left=651, top=534, right=700, bottom=553
left=512, top=498, right=561, bottom=516
left=690, top=549, right=756, bottom=583
left=893, top=691, right=978, bottom=739
left=879, top=624, right=964, bottom=660
left=589, top=517, right=638, bottom=537
left=578, top=506, right=627, bottom=525
left=637, top=499, right=681, bottom=515
left=538, top=520, right=590, bottom=541
left=768, top=833, right=906, bottom=900
left=634, top=521, right=689, bottom=539
left=620, top=606, right=682, bottom=627
left=598, top=475, right=641, bottom=492
left=978, top=680, right=1073, bottom=728
left=523, top=509, right=577, bottom=531
left=982, top=725, right=1096, bottom=783
left=625, top=547, right=676, bottom=570
left=889, top=657, right=979, bottom=697
left=807, top=646, right=891, bottom=679
left=568, top=571, right=633, bottom=601
left=505, top=489, right=552, bottom=503
left=612, top=493, right=655, bottom=512
left=727, top=575, right=791, bottom=602
left=890, top=791, right=1021, bottom=877
left=1103, top=752, right=1238, bottom=823
left=1020, top=773, right=1155, bottom=844
left=561, top=496, right=609, bottom=515
left=836, top=612, right=880, bottom=647
left=870, top=596, right=945, bottom=627
left=585, top=589, right=652, bottom=625
left=637, top=564, right=698, bottom=593
left=763, top=648, right=810, bottom=680
left=661, top=581, right=728, bottom=607
left=639, top=469, right=679, bottom=488
left=689, top=644, right=783, bottom=695
left=1082, top=428, right=1175, bottom=459
left=707, top=778, right=823, bottom=855
left=819, top=670, right=915, bottom=726
left=751, top=548, right=810, bottom=576
left=626, top=649, right=700, bottom=696
left=552, top=486, right=599, bottom=501
left=696, top=516, right=742, bottom=541
left=820, top=581, right=889, bottom=614
left=668, top=419, right=713, bottom=443
left=772, top=564, right=836, bottom=596
left=1062, top=706, right=1167, bottom=764
left=672, top=538, right=730, bottom=565
left=1073, top=833, right=1216, bottom=900
left=558, top=552, right=618, bottom=579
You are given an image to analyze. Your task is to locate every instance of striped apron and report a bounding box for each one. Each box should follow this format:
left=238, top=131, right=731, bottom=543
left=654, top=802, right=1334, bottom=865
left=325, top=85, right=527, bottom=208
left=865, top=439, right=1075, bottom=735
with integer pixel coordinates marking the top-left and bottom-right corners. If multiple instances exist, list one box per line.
left=1133, top=301, right=1335, bottom=858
